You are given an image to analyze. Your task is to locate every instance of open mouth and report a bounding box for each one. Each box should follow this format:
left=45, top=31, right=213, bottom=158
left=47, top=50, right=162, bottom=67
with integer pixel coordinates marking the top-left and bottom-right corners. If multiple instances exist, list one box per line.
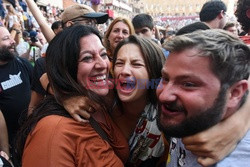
left=118, top=78, right=136, bottom=92
left=88, top=75, right=108, bottom=88
left=8, top=45, right=15, bottom=52
left=163, top=103, right=184, bottom=113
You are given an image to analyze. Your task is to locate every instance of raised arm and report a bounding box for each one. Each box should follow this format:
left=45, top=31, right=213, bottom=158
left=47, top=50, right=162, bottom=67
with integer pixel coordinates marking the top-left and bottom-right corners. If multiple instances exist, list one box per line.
left=25, top=0, right=55, bottom=42
left=182, top=78, right=250, bottom=166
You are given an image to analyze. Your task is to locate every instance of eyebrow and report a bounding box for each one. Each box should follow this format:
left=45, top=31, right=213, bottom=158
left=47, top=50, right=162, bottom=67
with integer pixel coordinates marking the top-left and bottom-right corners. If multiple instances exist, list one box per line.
left=80, top=47, right=106, bottom=55
left=161, top=69, right=202, bottom=81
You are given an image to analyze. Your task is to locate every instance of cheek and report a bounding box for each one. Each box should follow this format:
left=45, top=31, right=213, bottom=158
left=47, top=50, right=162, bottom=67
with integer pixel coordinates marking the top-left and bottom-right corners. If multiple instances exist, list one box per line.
left=113, top=66, right=120, bottom=78
left=108, top=33, right=114, bottom=41
left=105, top=59, right=110, bottom=70
left=124, top=34, right=130, bottom=38
left=77, top=65, right=91, bottom=86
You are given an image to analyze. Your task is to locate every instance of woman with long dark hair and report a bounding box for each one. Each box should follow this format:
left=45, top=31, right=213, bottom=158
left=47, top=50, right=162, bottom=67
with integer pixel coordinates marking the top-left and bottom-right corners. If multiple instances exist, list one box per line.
left=15, top=25, right=129, bottom=167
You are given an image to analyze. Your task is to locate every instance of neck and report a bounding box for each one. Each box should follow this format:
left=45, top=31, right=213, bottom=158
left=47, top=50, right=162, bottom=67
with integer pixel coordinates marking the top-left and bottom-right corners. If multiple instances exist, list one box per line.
left=204, top=20, right=218, bottom=29
left=122, top=97, right=148, bottom=119
left=113, top=97, right=148, bottom=140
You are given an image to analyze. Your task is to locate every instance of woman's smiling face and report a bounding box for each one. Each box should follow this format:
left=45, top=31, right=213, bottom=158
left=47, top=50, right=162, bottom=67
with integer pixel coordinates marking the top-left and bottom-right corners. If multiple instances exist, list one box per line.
left=77, top=34, right=110, bottom=96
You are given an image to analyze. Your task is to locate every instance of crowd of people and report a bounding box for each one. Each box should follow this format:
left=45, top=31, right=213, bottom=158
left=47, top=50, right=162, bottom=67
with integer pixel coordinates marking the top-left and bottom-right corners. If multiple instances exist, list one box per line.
left=0, top=0, right=250, bottom=166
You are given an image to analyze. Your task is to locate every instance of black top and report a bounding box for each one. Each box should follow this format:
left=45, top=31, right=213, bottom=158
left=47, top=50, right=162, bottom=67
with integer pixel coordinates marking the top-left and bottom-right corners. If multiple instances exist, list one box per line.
left=31, top=57, right=46, bottom=96
left=0, top=56, right=33, bottom=144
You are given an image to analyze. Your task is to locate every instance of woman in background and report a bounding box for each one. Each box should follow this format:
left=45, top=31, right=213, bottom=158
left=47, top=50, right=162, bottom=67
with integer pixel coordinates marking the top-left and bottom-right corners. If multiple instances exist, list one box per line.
left=103, top=17, right=135, bottom=61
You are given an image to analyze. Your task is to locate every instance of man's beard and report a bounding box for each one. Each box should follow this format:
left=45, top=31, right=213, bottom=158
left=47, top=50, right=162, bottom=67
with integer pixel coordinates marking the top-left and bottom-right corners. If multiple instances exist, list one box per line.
left=157, top=86, right=227, bottom=138
left=0, top=46, right=17, bottom=62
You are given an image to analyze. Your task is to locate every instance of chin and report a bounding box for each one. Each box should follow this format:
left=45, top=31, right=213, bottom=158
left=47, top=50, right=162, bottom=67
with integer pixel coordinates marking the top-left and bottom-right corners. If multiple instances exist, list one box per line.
left=92, top=89, right=109, bottom=96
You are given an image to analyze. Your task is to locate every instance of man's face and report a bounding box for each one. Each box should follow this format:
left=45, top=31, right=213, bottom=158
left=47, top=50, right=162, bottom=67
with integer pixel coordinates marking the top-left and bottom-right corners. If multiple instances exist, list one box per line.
left=135, top=26, right=154, bottom=39
left=0, top=27, right=16, bottom=61
left=156, top=48, right=228, bottom=137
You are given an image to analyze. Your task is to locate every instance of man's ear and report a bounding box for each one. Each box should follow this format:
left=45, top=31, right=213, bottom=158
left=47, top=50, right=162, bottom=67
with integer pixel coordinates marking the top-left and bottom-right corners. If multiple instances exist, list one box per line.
left=218, top=10, right=224, bottom=19
left=246, top=9, right=250, bottom=19
left=227, top=80, right=249, bottom=109
left=65, top=21, right=74, bottom=27
left=151, top=27, right=156, bottom=36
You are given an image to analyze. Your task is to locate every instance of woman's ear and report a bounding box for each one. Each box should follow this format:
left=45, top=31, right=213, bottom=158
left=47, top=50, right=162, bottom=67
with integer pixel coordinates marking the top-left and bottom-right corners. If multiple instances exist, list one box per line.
left=227, top=80, right=249, bottom=109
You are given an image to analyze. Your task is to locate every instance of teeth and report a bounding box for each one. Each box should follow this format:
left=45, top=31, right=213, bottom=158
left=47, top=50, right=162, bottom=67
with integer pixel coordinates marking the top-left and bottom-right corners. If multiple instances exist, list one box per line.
left=96, top=75, right=106, bottom=80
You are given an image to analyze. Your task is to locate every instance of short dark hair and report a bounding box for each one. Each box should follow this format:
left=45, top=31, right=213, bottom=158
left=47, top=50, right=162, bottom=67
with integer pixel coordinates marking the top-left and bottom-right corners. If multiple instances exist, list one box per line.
left=132, top=13, right=154, bottom=30
left=51, top=21, right=62, bottom=31
left=235, top=0, right=250, bottom=33
left=199, top=0, right=227, bottom=22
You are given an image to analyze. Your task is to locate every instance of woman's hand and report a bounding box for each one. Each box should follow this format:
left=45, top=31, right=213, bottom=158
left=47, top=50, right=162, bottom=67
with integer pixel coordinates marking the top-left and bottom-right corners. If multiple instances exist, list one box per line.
left=63, top=96, right=102, bottom=123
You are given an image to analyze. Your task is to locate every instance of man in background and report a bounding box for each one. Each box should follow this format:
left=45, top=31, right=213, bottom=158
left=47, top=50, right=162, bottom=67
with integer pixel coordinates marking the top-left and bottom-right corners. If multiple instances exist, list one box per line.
left=176, top=0, right=227, bottom=35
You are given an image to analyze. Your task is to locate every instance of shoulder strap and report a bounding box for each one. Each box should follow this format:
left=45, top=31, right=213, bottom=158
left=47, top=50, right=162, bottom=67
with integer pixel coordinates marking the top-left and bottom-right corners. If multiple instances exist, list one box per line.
left=89, top=117, right=111, bottom=144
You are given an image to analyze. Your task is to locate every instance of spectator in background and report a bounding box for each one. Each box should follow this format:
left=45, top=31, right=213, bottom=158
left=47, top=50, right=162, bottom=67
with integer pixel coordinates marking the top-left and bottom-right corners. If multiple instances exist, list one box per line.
left=132, top=13, right=169, bottom=57
left=0, top=25, right=33, bottom=160
left=223, top=22, right=238, bottom=36
left=16, top=30, right=31, bottom=59
left=132, top=13, right=161, bottom=46
left=40, top=21, right=62, bottom=57
left=91, top=0, right=100, bottom=12
left=50, top=20, right=62, bottom=35
left=235, top=0, right=250, bottom=45
left=103, top=17, right=134, bottom=61
left=176, top=0, right=227, bottom=35
left=29, top=30, right=42, bottom=62
left=18, top=0, right=27, bottom=12
left=25, top=0, right=108, bottom=42
left=0, top=0, right=5, bottom=26
left=5, top=4, right=21, bottom=31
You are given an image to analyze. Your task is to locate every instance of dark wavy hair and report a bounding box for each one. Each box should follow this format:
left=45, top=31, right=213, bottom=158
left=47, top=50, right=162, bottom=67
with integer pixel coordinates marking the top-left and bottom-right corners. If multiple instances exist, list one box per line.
left=14, top=25, right=108, bottom=166
left=235, top=0, right=250, bottom=33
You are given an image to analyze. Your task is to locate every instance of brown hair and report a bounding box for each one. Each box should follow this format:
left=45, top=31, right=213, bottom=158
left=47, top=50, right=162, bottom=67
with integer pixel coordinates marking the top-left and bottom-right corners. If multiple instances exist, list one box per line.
left=103, top=17, right=135, bottom=57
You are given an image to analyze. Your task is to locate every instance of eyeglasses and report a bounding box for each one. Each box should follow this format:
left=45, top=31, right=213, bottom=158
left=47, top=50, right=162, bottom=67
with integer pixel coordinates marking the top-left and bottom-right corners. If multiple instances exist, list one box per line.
left=71, top=17, right=97, bottom=27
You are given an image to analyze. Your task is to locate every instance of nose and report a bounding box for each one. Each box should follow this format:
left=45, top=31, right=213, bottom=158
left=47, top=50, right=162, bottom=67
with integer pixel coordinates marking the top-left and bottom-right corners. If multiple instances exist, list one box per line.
left=95, top=55, right=108, bottom=69
left=157, top=80, right=177, bottom=103
left=10, top=38, right=15, bottom=45
left=117, top=31, right=124, bottom=38
left=120, top=63, right=131, bottom=77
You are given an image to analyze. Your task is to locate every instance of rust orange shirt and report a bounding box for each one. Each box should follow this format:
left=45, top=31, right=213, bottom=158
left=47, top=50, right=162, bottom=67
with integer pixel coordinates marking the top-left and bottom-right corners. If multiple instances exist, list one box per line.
left=22, top=115, right=128, bottom=167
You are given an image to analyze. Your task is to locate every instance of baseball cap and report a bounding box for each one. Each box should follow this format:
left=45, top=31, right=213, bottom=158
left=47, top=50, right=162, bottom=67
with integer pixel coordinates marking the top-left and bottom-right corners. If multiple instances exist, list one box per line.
left=61, top=4, right=108, bottom=24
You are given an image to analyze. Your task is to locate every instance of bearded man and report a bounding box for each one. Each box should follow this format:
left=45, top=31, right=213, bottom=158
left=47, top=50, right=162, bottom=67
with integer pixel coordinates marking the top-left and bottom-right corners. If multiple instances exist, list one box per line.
left=0, top=26, right=33, bottom=154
